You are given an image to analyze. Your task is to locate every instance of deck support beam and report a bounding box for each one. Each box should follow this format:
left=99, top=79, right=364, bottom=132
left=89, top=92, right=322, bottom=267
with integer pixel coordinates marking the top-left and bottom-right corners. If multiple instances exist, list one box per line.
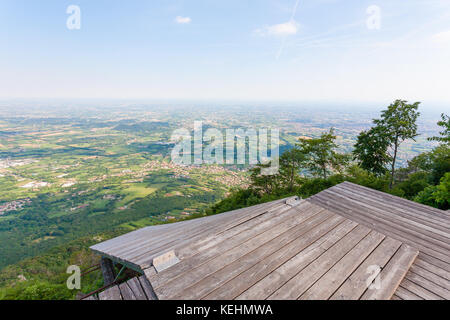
left=100, top=257, right=116, bottom=286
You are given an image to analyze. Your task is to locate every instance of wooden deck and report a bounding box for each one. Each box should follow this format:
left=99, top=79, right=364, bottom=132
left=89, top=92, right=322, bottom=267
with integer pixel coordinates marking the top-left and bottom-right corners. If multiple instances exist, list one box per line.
left=89, top=182, right=449, bottom=300
left=308, top=181, right=450, bottom=300
left=90, top=197, right=295, bottom=272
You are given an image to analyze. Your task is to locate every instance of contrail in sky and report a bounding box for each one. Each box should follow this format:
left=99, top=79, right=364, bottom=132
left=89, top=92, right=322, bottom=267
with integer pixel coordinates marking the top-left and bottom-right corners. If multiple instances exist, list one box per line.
left=276, top=0, right=301, bottom=60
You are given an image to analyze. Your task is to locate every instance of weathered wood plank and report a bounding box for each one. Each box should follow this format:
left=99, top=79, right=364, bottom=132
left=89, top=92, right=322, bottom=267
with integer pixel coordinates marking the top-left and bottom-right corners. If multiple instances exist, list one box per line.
left=340, top=181, right=449, bottom=219
left=124, top=203, right=292, bottom=267
left=308, top=193, right=450, bottom=263
left=236, top=220, right=358, bottom=300
left=131, top=202, right=296, bottom=268
left=337, top=183, right=450, bottom=226
left=312, top=190, right=450, bottom=253
left=332, top=185, right=450, bottom=236
left=405, top=271, right=450, bottom=299
left=139, top=275, right=158, bottom=300
left=361, top=244, right=418, bottom=300
left=189, top=213, right=344, bottom=300
left=299, top=230, right=386, bottom=300
left=417, top=253, right=450, bottom=273
left=94, top=198, right=292, bottom=261
left=149, top=203, right=324, bottom=291
left=414, top=258, right=450, bottom=280
left=408, top=264, right=450, bottom=290
left=399, top=279, right=443, bottom=300
left=98, top=285, right=122, bottom=300
left=175, top=202, right=313, bottom=262
left=268, top=225, right=371, bottom=300
left=127, top=277, right=148, bottom=300
left=98, top=199, right=288, bottom=256
left=154, top=206, right=328, bottom=299
left=119, top=282, right=137, bottom=300
left=330, top=237, right=402, bottom=300
left=394, top=286, right=423, bottom=300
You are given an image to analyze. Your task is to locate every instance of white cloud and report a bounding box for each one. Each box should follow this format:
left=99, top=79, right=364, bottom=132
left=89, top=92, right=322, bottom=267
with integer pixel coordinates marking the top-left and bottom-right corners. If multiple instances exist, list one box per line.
left=255, top=20, right=299, bottom=37
left=175, top=16, right=191, bottom=24
left=431, top=30, right=450, bottom=43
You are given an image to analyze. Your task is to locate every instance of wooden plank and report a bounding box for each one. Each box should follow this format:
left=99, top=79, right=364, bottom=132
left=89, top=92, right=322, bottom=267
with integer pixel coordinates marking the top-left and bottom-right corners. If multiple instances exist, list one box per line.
left=92, top=219, right=199, bottom=252
left=399, top=279, right=443, bottom=300
left=417, top=253, right=450, bottom=273
left=138, top=275, right=158, bottom=300
left=394, top=286, right=423, bottom=300
left=189, top=213, right=345, bottom=300
left=414, top=258, right=450, bottom=280
left=405, top=271, right=450, bottom=299
left=94, top=198, right=292, bottom=260
left=148, top=203, right=324, bottom=290
left=330, top=237, right=402, bottom=300
left=338, top=182, right=449, bottom=218
left=127, top=277, right=148, bottom=300
left=154, top=206, right=328, bottom=299
left=337, top=183, right=450, bottom=226
left=203, top=215, right=350, bottom=300
left=94, top=198, right=278, bottom=252
left=236, top=220, right=358, bottom=300
left=119, top=282, right=137, bottom=300
left=131, top=202, right=297, bottom=268
left=128, top=202, right=292, bottom=260
left=100, top=200, right=288, bottom=257
left=268, top=224, right=371, bottom=300
left=313, top=190, right=450, bottom=253
left=409, top=264, right=450, bottom=290
left=124, top=203, right=293, bottom=267
left=175, top=202, right=314, bottom=262
left=361, top=244, right=418, bottom=300
left=299, top=230, right=386, bottom=300
left=391, top=295, right=402, bottom=300
left=98, top=285, right=122, bottom=300
left=333, top=185, right=450, bottom=235
left=308, top=193, right=450, bottom=263
left=340, top=182, right=449, bottom=219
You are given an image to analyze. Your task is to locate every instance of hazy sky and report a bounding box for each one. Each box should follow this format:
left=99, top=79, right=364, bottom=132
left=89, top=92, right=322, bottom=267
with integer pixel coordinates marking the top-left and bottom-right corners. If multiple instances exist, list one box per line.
left=1, top=0, right=450, bottom=104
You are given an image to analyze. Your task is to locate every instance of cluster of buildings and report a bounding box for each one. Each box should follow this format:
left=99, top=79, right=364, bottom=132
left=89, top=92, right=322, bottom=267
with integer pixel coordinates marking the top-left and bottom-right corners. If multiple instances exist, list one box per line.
left=20, top=181, right=49, bottom=189
left=0, top=198, right=31, bottom=215
left=0, top=158, right=35, bottom=169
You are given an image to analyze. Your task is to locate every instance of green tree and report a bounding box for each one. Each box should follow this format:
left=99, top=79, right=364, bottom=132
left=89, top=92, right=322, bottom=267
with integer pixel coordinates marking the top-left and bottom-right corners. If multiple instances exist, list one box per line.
left=297, top=129, right=349, bottom=179
left=415, top=172, right=450, bottom=210
left=249, top=162, right=280, bottom=195
left=428, top=113, right=450, bottom=145
left=278, top=148, right=306, bottom=192
left=363, top=100, right=421, bottom=188
left=397, top=171, right=430, bottom=199
left=353, top=126, right=391, bottom=176
left=429, top=145, right=450, bottom=185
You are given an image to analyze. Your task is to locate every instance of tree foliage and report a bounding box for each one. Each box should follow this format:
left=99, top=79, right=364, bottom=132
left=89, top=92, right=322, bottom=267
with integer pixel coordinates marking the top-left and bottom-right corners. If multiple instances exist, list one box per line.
left=353, top=100, right=420, bottom=188
left=353, top=126, right=391, bottom=176
left=297, top=128, right=349, bottom=179
left=415, top=173, right=450, bottom=210
left=428, top=113, right=450, bottom=145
